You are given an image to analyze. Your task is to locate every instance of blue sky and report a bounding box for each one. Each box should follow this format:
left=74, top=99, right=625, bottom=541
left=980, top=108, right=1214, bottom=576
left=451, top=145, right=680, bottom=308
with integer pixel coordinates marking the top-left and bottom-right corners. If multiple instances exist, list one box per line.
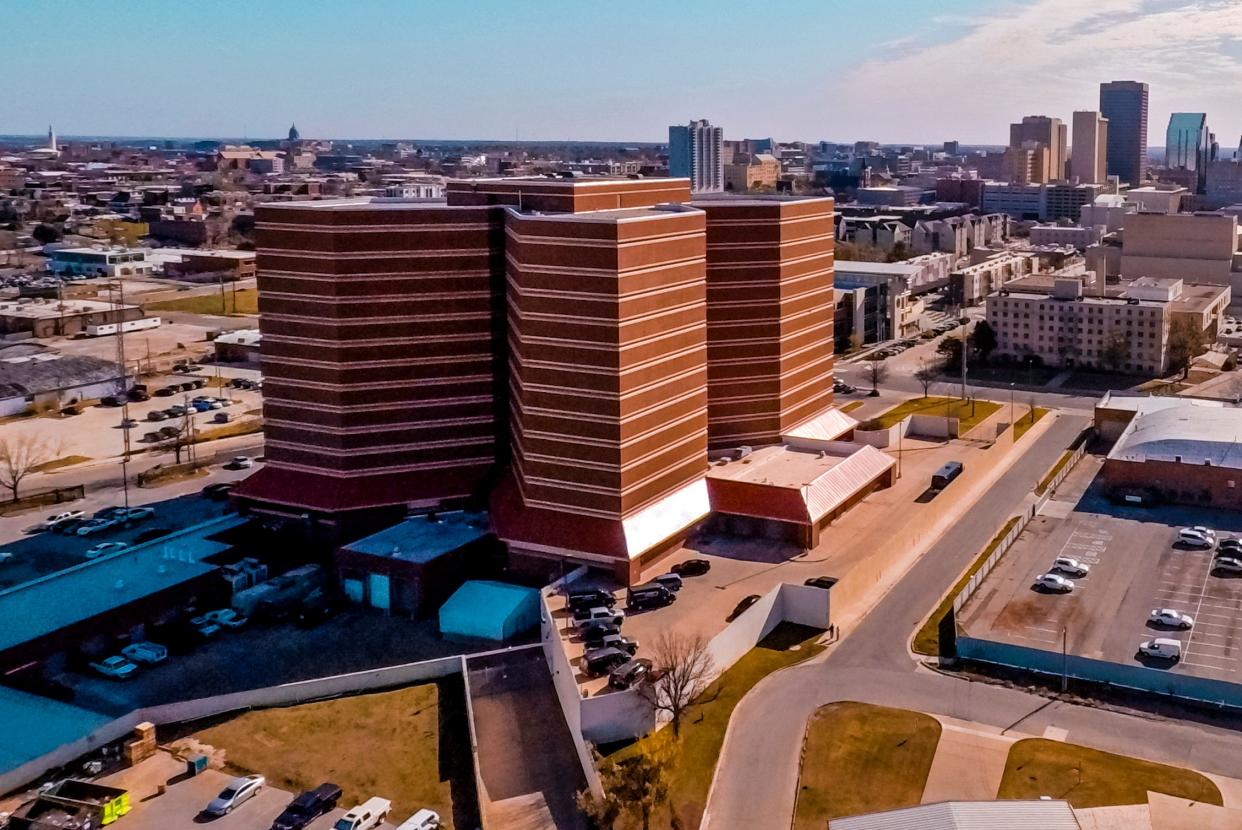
left=5, top=0, right=1242, bottom=145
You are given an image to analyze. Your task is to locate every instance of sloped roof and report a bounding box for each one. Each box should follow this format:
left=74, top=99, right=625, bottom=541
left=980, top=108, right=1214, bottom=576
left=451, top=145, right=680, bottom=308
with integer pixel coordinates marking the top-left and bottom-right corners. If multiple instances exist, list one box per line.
left=829, top=800, right=1080, bottom=830
left=1108, top=402, right=1242, bottom=470
left=783, top=408, right=859, bottom=442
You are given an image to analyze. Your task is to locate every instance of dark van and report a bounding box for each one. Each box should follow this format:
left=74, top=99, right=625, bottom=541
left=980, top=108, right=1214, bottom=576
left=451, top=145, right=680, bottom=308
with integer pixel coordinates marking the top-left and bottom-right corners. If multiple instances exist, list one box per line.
left=583, top=646, right=631, bottom=677
left=568, top=588, right=616, bottom=611
left=627, top=583, right=675, bottom=610
left=931, top=460, right=964, bottom=490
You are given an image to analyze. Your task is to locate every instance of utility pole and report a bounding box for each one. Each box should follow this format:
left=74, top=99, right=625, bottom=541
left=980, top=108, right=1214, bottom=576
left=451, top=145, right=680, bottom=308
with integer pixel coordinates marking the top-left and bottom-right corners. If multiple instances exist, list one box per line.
left=960, top=323, right=968, bottom=401
left=1010, top=382, right=1016, bottom=433
left=1061, top=627, right=1068, bottom=693
left=112, top=279, right=132, bottom=511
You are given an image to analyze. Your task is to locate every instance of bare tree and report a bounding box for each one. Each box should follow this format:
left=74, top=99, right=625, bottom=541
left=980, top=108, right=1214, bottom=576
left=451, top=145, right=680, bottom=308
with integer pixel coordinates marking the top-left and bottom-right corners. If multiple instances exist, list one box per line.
left=0, top=433, right=63, bottom=502
left=866, top=357, right=889, bottom=397
left=642, top=631, right=714, bottom=737
left=914, top=356, right=943, bottom=398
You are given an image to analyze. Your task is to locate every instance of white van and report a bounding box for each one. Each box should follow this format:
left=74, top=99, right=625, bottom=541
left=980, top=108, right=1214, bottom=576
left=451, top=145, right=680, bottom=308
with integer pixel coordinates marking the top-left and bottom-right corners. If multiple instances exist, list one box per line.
left=1138, top=638, right=1182, bottom=661
left=334, top=797, right=391, bottom=830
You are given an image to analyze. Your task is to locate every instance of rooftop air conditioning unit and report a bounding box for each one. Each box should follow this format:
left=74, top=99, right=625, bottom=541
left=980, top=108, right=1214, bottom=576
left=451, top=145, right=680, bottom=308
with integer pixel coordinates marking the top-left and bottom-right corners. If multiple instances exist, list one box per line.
left=736, top=445, right=753, bottom=460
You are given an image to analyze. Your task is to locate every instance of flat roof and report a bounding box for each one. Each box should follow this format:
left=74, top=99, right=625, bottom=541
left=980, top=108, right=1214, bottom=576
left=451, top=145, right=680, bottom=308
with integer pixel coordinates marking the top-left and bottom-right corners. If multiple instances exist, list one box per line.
left=0, top=299, right=139, bottom=319
left=836, top=261, right=923, bottom=276
left=0, top=515, right=243, bottom=654
left=1109, top=400, right=1242, bottom=470
left=509, top=204, right=700, bottom=223
left=0, top=686, right=112, bottom=776
left=343, top=511, right=489, bottom=564
left=709, top=445, right=848, bottom=488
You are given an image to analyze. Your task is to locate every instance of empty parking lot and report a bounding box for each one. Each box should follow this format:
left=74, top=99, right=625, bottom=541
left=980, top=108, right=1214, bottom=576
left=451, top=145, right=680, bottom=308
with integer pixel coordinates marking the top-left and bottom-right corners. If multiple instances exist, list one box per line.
left=959, top=455, right=1242, bottom=683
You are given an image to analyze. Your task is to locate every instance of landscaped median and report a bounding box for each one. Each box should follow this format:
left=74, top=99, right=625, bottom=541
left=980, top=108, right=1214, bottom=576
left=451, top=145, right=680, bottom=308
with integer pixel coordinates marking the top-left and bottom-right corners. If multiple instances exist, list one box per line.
left=602, top=623, right=825, bottom=830
left=1013, top=407, right=1049, bottom=442
left=911, top=515, right=1021, bottom=656
left=861, top=395, right=1001, bottom=433
left=999, top=738, right=1222, bottom=808
left=793, top=702, right=942, bottom=828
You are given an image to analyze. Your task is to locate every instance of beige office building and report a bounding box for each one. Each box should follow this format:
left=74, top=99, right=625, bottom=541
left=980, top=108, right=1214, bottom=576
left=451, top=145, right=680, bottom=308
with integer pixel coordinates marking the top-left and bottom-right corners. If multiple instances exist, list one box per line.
left=1071, top=111, right=1108, bottom=184
left=1009, top=116, right=1067, bottom=183
left=1120, top=212, right=1239, bottom=287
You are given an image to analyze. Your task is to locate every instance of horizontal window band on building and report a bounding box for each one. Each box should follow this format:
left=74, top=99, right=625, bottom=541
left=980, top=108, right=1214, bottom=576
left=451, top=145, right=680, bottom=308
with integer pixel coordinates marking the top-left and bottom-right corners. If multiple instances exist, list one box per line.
left=503, top=255, right=708, bottom=283
left=260, top=290, right=493, bottom=304
left=703, top=230, right=836, bottom=249
left=504, top=224, right=706, bottom=247
left=509, top=276, right=707, bottom=305
left=509, top=300, right=706, bottom=329
left=263, top=333, right=493, bottom=349
left=518, top=386, right=705, bottom=425
left=521, top=417, right=705, bottom=464
left=261, top=310, right=494, bottom=326
left=510, top=353, right=707, bottom=384
left=260, top=269, right=497, bottom=282
left=509, top=326, right=705, bottom=357
left=703, top=262, right=834, bottom=280
left=256, top=220, right=496, bottom=233
left=263, top=377, right=493, bottom=394
left=265, top=415, right=494, bottom=435
left=266, top=434, right=495, bottom=457
left=259, top=248, right=495, bottom=261
left=264, top=456, right=494, bottom=478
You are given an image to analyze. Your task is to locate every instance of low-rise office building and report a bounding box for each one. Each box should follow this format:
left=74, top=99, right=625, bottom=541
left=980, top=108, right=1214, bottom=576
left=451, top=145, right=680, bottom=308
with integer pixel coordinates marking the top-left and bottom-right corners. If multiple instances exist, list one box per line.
left=1119, top=212, right=1240, bottom=288
left=0, top=298, right=143, bottom=338
left=948, top=252, right=1036, bottom=306
left=47, top=247, right=153, bottom=279
left=985, top=276, right=1228, bottom=374
left=1030, top=223, right=1105, bottom=250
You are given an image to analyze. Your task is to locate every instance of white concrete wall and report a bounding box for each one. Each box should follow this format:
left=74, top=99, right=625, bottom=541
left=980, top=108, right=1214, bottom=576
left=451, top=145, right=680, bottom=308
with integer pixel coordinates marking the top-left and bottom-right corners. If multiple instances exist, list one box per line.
left=854, top=418, right=908, bottom=448
left=909, top=413, right=960, bottom=438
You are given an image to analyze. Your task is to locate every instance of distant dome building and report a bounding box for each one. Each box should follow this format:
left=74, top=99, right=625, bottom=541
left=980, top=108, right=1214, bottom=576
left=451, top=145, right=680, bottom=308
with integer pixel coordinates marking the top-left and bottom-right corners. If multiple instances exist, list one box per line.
left=288, top=123, right=300, bottom=142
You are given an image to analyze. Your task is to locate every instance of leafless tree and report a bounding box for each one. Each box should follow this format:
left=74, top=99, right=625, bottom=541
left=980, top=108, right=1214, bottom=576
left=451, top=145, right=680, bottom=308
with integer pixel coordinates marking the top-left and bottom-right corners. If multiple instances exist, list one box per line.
left=914, top=356, right=943, bottom=398
left=866, top=357, right=889, bottom=396
left=0, top=433, right=63, bottom=502
left=642, top=631, right=715, bottom=737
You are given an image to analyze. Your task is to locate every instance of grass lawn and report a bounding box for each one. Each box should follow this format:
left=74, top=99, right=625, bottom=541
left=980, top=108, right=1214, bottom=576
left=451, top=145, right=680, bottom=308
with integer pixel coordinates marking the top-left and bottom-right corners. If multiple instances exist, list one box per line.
left=193, top=419, right=263, bottom=443
left=869, top=396, right=1002, bottom=433
left=912, top=516, right=1021, bottom=656
left=192, top=680, right=478, bottom=828
left=793, top=702, right=942, bottom=828
left=840, top=400, right=864, bottom=413
left=33, top=455, right=92, bottom=472
left=1013, top=407, right=1050, bottom=442
left=999, top=738, right=1222, bottom=808
left=604, top=623, right=825, bottom=829
left=147, top=288, right=258, bottom=316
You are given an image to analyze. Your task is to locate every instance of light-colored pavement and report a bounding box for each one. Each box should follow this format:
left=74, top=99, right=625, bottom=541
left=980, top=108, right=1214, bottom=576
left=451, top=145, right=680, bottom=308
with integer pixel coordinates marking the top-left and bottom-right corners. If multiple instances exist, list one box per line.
left=919, top=717, right=1014, bottom=803
left=700, top=413, right=1242, bottom=830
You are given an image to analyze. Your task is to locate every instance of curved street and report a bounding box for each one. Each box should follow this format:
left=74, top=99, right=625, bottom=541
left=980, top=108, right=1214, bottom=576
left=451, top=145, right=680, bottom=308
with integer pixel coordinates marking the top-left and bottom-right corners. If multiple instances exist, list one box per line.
left=701, top=412, right=1242, bottom=829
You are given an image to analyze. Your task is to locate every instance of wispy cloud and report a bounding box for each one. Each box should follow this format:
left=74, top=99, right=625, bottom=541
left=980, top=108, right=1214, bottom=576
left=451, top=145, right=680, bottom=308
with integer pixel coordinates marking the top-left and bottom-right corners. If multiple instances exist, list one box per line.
left=832, top=0, right=1242, bottom=144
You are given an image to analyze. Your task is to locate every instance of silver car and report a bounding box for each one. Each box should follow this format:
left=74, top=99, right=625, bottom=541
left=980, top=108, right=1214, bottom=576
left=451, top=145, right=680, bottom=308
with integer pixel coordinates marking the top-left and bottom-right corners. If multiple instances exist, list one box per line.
left=206, top=774, right=265, bottom=816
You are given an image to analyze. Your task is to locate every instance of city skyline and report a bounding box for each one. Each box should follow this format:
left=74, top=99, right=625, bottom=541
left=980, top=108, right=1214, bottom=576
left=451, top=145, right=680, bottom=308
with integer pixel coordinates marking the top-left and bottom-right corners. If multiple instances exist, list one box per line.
left=6, top=0, right=1242, bottom=145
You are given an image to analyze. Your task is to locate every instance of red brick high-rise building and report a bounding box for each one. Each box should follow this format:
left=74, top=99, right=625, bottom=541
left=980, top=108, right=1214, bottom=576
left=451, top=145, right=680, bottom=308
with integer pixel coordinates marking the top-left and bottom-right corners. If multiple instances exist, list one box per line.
left=235, top=178, right=841, bottom=580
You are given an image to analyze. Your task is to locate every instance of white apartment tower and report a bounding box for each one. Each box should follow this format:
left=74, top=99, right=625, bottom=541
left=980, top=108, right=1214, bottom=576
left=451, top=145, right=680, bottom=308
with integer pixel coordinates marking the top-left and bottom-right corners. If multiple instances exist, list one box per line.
left=669, top=119, right=724, bottom=193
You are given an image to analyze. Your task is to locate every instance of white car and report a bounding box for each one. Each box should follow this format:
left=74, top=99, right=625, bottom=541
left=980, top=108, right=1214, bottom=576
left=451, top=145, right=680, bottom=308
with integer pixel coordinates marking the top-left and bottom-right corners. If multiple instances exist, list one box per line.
left=1178, top=527, right=1216, bottom=548
left=1051, top=557, right=1090, bottom=577
left=189, top=616, right=222, bottom=637
left=75, top=518, right=116, bottom=536
left=203, top=608, right=247, bottom=629
left=0, top=551, right=14, bottom=564
left=1033, top=573, right=1075, bottom=593
left=205, top=774, right=265, bottom=816
left=1138, top=637, right=1182, bottom=661
left=90, top=655, right=138, bottom=680
left=396, top=809, right=441, bottom=830
left=39, top=510, right=84, bottom=530
left=121, top=641, right=168, bottom=665
left=121, top=506, right=155, bottom=522
left=1149, top=608, right=1194, bottom=629
left=334, top=797, right=392, bottom=830
left=85, top=541, right=129, bottom=559
left=231, top=455, right=254, bottom=469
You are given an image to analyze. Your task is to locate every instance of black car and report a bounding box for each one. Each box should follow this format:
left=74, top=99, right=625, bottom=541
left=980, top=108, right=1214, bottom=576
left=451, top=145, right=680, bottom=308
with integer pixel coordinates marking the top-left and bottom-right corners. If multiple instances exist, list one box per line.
left=202, top=482, right=235, bottom=501
left=568, top=588, right=616, bottom=611
left=295, top=590, right=342, bottom=628
left=154, top=386, right=178, bottom=397
left=584, top=632, right=638, bottom=655
left=804, top=576, right=838, bottom=590
left=100, top=394, right=126, bottom=407
left=583, top=646, right=631, bottom=677
left=128, top=390, right=150, bottom=402
left=609, top=658, right=652, bottom=690
left=627, top=583, right=675, bottom=610
left=577, top=619, right=621, bottom=642
left=671, top=558, right=711, bottom=577
left=146, top=410, right=168, bottom=422
left=271, top=783, right=342, bottom=830
left=727, top=594, right=762, bottom=621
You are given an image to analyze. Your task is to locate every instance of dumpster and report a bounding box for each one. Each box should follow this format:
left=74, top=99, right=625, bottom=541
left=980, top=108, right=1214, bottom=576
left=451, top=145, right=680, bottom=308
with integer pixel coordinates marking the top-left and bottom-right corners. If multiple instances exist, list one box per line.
left=38, top=780, right=129, bottom=825
left=185, top=754, right=209, bottom=776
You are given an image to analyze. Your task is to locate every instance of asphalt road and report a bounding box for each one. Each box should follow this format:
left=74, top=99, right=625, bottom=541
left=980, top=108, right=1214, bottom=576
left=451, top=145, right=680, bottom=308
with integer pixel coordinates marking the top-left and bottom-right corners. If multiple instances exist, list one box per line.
left=701, top=413, right=1242, bottom=829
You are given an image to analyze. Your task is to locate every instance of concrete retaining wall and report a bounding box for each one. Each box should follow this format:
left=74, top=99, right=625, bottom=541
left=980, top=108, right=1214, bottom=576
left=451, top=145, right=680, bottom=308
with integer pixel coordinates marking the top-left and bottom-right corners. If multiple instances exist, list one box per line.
left=909, top=413, right=959, bottom=439
left=854, top=418, right=907, bottom=448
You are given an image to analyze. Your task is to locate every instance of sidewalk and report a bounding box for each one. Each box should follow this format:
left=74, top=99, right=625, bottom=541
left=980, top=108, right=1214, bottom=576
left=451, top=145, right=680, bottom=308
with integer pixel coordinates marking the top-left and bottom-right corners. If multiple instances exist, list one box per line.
left=920, top=716, right=1018, bottom=803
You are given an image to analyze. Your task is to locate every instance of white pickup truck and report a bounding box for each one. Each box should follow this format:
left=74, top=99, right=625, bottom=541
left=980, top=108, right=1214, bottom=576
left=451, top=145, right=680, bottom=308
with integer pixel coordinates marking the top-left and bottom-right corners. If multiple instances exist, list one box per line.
left=334, top=797, right=391, bottom=830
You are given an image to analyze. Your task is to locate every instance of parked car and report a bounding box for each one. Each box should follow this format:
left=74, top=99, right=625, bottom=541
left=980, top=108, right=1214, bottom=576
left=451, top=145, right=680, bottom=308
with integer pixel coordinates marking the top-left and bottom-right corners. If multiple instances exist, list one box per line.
left=1217, top=537, right=1242, bottom=555
left=583, top=646, right=632, bottom=677
left=1213, top=556, right=1242, bottom=575
left=627, top=583, right=675, bottom=610
left=568, top=588, right=616, bottom=611
left=89, top=655, right=138, bottom=680
left=584, top=632, right=638, bottom=654
left=1051, top=557, right=1090, bottom=577
left=203, top=608, right=248, bottom=629
left=127, top=389, right=150, bottom=402
left=206, top=774, right=265, bottom=816
left=154, top=386, right=177, bottom=397
left=931, top=460, right=965, bottom=490
left=295, top=590, right=342, bottom=628
left=394, top=809, right=441, bottom=830
left=1148, top=608, right=1194, bottom=629
left=333, top=797, right=391, bottom=830
left=192, top=400, right=213, bottom=413
left=54, top=518, right=86, bottom=535
left=804, top=576, right=838, bottom=590
left=577, top=619, right=621, bottom=642
left=166, top=405, right=188, bottom=417
left=0, top=551, right=14, bottom=564
left=1138, top=638, right=1182, bottom=662
left=146, top=410, right=169, bottom=422
left=609, top=658, right=652, bottom=690
left=727, top=594, right=762, bottom=621
left=100, top=394, right=126, bottom=407
left=271, top=783, right=343, bottom=830
left=202, top=482, right=235, bottom=501
left=158, top=425, right=180, bottom=439
left=573, top=606, right=624, bottom=626
left=189, top=615, right=223, bottom=637
left=85, top=542, right=128, bottom=559
left=671, top=558, right=711, bottom=577
left=120, top=418, right=138, bottom=429
left=652, top=572, right=683, bottom=592
left=121, top=641, right=168, bottom=666
left=1178, top=526, right=1216, bottom=548
left=39, top=510, right=84, bottom=531
left=1033, top=573, right=1075, bottom=593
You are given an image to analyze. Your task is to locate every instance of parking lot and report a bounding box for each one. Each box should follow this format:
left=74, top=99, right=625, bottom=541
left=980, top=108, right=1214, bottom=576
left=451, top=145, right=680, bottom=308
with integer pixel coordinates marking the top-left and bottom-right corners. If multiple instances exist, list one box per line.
left=959, top=454, right=1242, bottom=683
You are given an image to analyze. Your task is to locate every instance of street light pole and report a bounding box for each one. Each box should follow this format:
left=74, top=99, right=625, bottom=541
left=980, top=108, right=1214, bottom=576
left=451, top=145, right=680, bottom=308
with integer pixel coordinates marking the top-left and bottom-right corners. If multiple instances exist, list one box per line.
left=1010, top=382, right=1015, bottom=433
left=1061, top=627, right=1068, bottom=693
